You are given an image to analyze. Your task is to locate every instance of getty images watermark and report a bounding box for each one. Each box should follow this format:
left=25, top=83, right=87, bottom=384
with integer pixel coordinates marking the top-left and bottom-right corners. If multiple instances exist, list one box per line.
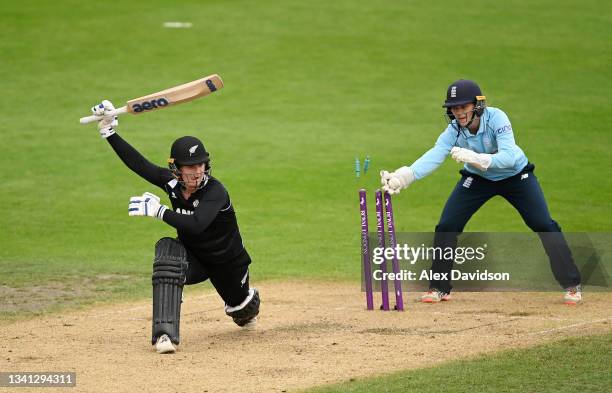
left=362, top=232, right=611, bottom=292
left=371, top=243, right=511, bottom=282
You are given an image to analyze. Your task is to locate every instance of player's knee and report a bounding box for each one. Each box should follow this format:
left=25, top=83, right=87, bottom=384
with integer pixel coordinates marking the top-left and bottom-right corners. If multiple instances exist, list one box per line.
left=224, top=288, right=260, bottom=327
left=153, top=237, right=189, bottom=281
left=435, top=219, right=462, bottom=233
left=527, top=218, right=561, bottom=233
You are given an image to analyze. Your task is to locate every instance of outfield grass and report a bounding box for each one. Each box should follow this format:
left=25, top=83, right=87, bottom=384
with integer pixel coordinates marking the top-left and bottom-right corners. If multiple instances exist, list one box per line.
left=306, top=333, right=612, bottom=393
left=1, top=0, right=610, bottom=309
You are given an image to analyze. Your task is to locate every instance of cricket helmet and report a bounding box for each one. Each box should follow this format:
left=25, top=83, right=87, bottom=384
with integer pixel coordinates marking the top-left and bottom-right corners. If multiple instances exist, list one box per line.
left=443, top=79, right=487, bottom=123
left=168, top=136, right=211, bottom=189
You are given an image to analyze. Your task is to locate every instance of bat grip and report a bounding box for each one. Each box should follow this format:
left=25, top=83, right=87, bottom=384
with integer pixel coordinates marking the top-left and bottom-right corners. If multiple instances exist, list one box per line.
left=79, top=106, right=128, bottom=124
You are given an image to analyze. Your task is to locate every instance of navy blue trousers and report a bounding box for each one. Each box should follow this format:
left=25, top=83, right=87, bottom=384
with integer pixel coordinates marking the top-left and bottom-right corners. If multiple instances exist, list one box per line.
left=430, top=164, right=581, bottom=293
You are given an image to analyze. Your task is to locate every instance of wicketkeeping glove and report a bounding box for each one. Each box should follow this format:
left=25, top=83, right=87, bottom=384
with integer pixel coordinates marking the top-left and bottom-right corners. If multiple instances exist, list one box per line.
left=380, top=166, right=416, bottom=195
left=91, top=100, right=118, bottom=138
left=128, top=192, right=168, bottom=220
left=450, top=147, right=492, bottom=171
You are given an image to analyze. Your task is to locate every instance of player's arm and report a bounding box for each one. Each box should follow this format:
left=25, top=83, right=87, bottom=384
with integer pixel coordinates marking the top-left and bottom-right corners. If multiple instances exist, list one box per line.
left=92, top=100, right=170, bottom=189
left=380, top=128, right=455, bottom=194
left=128, top=183, right=228, bottom=235
left=162, top=191, right=227, bottom=235
left=409, top=129, right=456, bottom=179
left=107, top=133, right=170, bottom=189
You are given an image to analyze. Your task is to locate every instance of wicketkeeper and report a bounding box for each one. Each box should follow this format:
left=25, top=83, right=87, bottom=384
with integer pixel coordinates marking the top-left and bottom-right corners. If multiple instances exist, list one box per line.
left=90, top=100, right=260, bottom=354
left=380, top=80, right=582, bottom=305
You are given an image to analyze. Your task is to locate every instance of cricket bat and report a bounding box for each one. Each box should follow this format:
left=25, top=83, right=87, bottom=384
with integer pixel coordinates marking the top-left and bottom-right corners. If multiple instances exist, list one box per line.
left=79, top=74, right=223, bottom=124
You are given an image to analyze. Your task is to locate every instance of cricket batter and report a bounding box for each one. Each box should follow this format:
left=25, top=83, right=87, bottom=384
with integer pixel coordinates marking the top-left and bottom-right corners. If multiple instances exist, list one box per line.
left=380, top=80, right=582, bottom=305
left=90, top=100, right=260, bottom=353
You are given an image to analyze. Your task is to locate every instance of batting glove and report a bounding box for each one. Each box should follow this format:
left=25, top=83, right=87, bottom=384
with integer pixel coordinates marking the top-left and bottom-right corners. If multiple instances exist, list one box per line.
left=450, top=147, right=492, bottom=171
left=128, top=192, right=168, bottom=220
left=380, top=166, right=416, bottom=195
left=91, top=99, right=118, bottom=138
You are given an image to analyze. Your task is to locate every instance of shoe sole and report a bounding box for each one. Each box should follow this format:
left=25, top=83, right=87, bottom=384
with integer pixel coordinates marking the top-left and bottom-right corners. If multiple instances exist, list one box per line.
left=421, top=298, right=438, bottom=303
left=420, top=297, right=450, bottom=303
left=156, top=342, right=176, bottom=354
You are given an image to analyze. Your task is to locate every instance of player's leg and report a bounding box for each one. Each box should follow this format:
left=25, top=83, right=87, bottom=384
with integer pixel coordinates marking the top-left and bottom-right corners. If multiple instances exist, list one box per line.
left=184, top=250, right=210, bottom=285
left=151, top=237, right=189, bottom=353
left=423, top=172, right=496, bottom=302
left=500, top=168, right=582, bottom=303
left=207, top=251, right=260, bottom=328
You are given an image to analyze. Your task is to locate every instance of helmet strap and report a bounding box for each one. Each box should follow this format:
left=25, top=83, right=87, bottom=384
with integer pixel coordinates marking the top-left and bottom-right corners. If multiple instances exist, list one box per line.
left=168, top=159, right=211, bottom=190
left=465, top=96, right=487, bottom=131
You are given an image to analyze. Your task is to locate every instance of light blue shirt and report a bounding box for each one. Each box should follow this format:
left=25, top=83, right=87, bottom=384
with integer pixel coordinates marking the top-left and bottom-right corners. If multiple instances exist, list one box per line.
left=410, top=107, right=529, bottom=181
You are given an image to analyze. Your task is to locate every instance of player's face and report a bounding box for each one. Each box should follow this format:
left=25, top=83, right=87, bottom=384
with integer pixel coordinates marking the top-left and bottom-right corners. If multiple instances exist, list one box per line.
left=451, top=103, right=475, bottom=127
left=180, top=163, right=206, bottom=190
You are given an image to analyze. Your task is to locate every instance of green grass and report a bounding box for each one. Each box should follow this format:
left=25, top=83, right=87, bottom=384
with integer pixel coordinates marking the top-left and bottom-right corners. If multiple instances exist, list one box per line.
left=1, top=0, right=611, bottom=313
left=305, top=333, right=612, bottom=393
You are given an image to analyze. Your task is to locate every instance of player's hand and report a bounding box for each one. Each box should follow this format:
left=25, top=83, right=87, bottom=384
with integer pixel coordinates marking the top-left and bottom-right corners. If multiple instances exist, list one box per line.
left=450, top=147, right=492, bottom=171
left=128, top=192, right=168, bottom=220
left=91, top=100, right=118, bottom=138
left=380, top=167, right=416, bottom=195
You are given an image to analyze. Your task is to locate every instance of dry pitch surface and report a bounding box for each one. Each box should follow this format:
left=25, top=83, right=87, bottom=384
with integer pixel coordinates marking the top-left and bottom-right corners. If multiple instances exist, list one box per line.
left=1, top=281, right=610, bottom=392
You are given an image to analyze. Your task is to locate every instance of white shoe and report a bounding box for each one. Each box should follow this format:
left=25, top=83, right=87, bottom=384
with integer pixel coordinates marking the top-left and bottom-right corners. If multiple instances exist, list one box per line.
left=563, top=285, right=582, bottom=305
left=155, top=334, right=176, bottom=354
left=420, top=289, right=451, bottom=303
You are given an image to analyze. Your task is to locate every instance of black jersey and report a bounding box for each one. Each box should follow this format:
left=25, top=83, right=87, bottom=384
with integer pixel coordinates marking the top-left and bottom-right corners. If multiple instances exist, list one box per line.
left=107, top=133, right=245, bottom=264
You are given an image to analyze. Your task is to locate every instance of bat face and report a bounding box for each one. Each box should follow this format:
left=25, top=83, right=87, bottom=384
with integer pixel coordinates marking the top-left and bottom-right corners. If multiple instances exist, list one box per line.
left=126, top=74, right=223, bottom=114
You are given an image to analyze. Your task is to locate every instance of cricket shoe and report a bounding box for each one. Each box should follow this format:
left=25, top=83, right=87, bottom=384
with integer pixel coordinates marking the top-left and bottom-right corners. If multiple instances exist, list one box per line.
left=155, top=334, right=176, bottom=354
left=563, top=285, right=582, bottom=305
left=241, top=316, right=258, bottom=330
left=420, top=289, right=451, bottom=303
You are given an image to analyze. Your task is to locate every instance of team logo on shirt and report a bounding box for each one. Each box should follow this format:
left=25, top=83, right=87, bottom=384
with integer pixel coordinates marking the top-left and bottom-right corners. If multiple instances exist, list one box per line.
left=193, top=200, right=199, bottom=208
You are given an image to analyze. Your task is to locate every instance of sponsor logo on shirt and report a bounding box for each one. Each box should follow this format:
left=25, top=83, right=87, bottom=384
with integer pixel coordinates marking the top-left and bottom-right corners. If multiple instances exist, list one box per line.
left=176, top=208, right=194, bottom=215
left=463, top=177, right=473, bottom=188
left=496, top=124, right=512, bottom=134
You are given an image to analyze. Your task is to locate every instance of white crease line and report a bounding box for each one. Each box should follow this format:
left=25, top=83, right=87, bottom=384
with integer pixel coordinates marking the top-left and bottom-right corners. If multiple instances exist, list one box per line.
left=526, top=317, right=612, bottom=336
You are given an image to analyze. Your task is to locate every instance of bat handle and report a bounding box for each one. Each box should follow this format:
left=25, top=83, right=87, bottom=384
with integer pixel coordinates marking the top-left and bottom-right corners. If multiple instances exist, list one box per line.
left=79, top=106, right=128, bottom=125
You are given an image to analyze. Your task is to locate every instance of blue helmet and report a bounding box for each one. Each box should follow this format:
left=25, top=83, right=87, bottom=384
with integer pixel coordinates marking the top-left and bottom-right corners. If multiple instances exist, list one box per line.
left=443, top=80, right=487, bottom=124
left=443, top=80, right=483, bottom=108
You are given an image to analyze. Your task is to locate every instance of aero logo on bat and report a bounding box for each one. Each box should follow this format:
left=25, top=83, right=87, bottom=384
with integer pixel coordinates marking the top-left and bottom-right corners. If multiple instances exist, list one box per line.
left=132, top=98, right=170, bottom=113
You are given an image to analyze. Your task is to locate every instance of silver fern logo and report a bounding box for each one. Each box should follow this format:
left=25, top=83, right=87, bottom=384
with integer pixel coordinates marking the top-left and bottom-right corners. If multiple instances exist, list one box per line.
left=189, top=145, right=198, bottom=156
